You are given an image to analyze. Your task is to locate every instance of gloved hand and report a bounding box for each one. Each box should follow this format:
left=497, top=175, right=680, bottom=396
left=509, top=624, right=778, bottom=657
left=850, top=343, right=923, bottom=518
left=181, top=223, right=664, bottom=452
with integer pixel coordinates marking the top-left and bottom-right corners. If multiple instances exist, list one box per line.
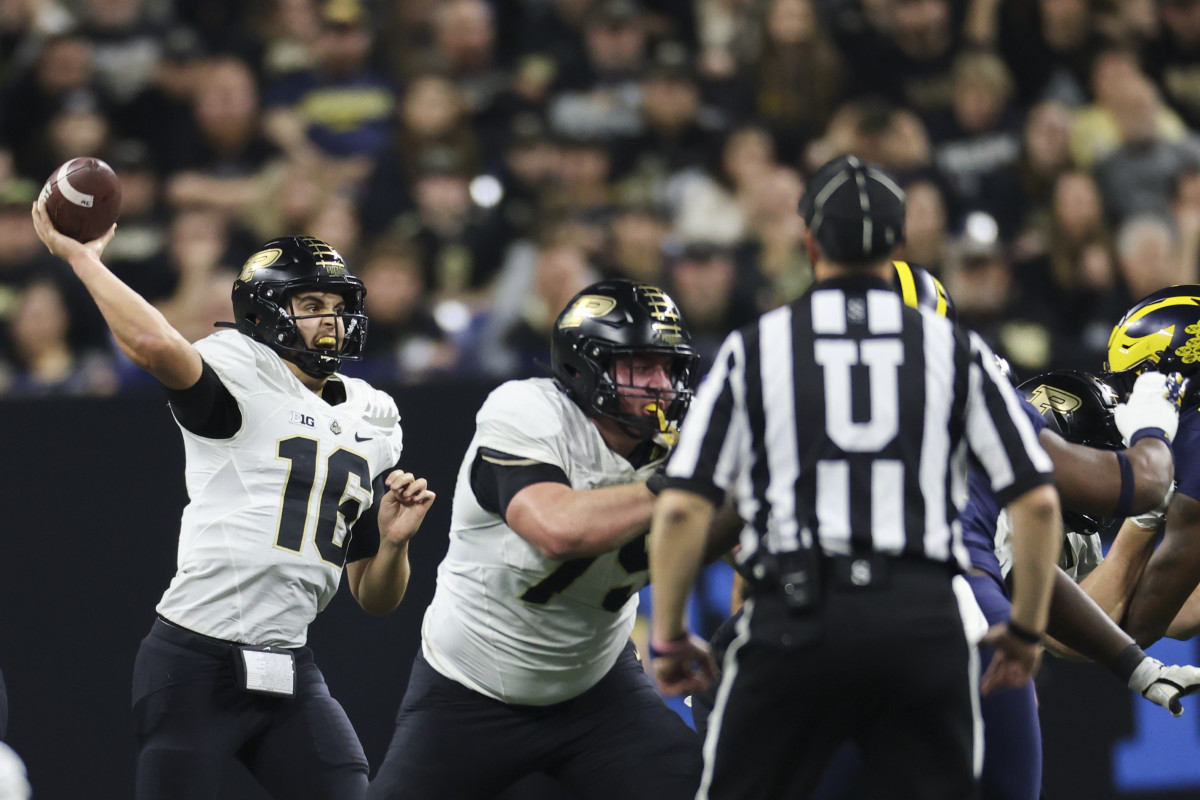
left=1128, top=656, right=1200, bottom=717
left=1114, top=372, right=1187, bottom=446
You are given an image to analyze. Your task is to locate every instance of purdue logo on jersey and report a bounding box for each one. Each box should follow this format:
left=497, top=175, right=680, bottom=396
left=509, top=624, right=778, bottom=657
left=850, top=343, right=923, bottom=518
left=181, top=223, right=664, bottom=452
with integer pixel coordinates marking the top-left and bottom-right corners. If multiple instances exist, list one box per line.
left=1028, top=383, right=1082, bottom=416
left=560, top=296, right=618, bottom=328
left=239, top=248, right=284, bottom=282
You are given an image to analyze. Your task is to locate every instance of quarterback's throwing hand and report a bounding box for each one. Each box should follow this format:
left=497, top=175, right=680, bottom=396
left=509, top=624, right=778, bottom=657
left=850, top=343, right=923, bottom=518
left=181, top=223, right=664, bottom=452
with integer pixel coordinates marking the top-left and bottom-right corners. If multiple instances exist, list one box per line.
left=378, top=471, right=435, bottom=547
left=650, top=634, right=718, bottom=696
left=1129, top=657, right=1200, bottom=717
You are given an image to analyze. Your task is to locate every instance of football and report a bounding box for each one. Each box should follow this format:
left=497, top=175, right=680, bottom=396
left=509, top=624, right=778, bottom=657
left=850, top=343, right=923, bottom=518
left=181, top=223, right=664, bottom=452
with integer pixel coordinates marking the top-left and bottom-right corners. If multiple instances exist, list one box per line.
left=39, top=157, right=122, bottom=242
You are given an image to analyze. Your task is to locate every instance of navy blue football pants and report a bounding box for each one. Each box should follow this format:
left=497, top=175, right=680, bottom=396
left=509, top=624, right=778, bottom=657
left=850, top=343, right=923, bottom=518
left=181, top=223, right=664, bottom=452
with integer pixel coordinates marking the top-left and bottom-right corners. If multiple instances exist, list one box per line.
left=367, top=641, right=702, bottom=800
left=969, top=573, right=1043, bottom=800
left=132, top=617, right=368, bottom=800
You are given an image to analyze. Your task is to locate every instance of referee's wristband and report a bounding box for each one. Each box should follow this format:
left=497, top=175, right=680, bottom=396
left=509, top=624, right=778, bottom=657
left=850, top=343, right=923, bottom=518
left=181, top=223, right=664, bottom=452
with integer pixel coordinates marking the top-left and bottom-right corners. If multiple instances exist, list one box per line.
left=649, top=633, right=690, bottom=659
left=1006, top=619, right=1043, bottom=645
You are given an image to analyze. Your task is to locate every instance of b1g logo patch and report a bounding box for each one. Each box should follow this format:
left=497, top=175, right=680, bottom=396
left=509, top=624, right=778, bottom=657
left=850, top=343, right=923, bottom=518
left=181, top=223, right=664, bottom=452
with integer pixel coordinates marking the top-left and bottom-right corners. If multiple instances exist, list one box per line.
left=289, top=411, right=315, bottom=428
left=1028, top=383, right=1082, bottom=416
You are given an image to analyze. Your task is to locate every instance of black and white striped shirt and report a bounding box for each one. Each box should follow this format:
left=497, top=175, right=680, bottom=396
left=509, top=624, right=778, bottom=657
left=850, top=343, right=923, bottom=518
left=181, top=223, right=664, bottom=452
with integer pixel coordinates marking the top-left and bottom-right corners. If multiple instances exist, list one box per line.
left=663, top=275, right=1053, bottom=570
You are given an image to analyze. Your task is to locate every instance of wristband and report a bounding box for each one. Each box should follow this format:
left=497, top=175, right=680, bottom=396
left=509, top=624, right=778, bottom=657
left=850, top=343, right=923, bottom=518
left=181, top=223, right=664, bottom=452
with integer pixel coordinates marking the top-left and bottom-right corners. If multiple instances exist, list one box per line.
left=646, top=470, right=668, bottom=496
left=1115, top=450, right=1135, bottom=519
left=1006, top=619, right=1043, bottom=645
left=649, top=632, right=690, bottom=659
left=1130, top=427, right=1171, bottom=449
left=1110, top=643, right=1148, bottom=683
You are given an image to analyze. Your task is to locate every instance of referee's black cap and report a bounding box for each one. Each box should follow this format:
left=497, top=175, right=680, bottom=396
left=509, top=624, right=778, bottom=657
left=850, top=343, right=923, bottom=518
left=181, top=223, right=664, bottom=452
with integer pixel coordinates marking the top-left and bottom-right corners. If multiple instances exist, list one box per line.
left=798, top=155, right=906, bottom=264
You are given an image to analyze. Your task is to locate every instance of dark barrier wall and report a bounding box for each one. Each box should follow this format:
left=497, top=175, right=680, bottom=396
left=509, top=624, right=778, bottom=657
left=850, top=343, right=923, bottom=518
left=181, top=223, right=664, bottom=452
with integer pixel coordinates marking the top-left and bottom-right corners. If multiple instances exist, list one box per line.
left=2, top=385, right=1199, bottom=799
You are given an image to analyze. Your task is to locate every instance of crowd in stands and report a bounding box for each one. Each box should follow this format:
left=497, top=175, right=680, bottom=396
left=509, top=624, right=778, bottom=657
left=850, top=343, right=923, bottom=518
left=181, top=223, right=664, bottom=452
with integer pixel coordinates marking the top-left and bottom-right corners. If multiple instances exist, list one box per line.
left=2, top=0, right=1200, bottom=396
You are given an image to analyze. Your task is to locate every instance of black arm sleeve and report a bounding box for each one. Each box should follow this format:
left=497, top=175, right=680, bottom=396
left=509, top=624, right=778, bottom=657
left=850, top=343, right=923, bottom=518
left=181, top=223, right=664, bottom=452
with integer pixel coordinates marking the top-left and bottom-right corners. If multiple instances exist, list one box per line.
left=164, top=361, right=242, bottom=439
left=346, top=469, right=390, bottom=564
left=469, top=446, right=571, bottom=520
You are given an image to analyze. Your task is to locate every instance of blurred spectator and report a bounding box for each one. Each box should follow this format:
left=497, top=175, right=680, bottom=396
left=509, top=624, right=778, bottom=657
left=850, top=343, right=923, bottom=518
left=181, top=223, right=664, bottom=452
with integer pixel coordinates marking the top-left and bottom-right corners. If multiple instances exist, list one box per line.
left=1, top=32, right=107, bottom=181
left=1172, top=166, right=1200, bottom=281
left=601, top=201, right=671, bottom=282
left=514, top=0, right=596, bottom=92
left=663, top=240, right=759, bottom=369
left=1116, top=212, right=1186, bottom=303
left=259, top=0, right=321, bottom=79
left=359, top=71, right=480, bottom=234
left=736, top=163, right=807, bottom=308
left=263, top=0, right=397, bottom=186
left=804, top=98, right=932, bottom=177
left=544, top=132, right=617, bottom=219
left=0, top=279, right=117, bottom=397
left=694, top=0, right=760, bottom=89
left=343, top=236, right=456, bottom=382
left=899, top=177, right=950, bottom=273
left=35, top=89, right=114, bottom=181
left=152, top=207, right=239, bottom=343
left=101, top=139, right=172, bottom=301
left=429, top=0, right=507, bottom=127
left=1015, top=99, right=1075, bottom=249
left=1145, top=0, right=1200, bottom=131
left=492, top=113, right=561, bottom=242
left=671, top=122, right=777, bottom=246
left=1093, top=73, right=1200, bottom=222
left=1070, top=47, right=1189, bottom=169
left=997, top=0, right=1115, bottom=107
left=1012, top=170, right=1125, bottom=370
left=612, top=41, right=724, bottom=186
left=76, top=0, right=174, bottom=110
left=548, top=0, right=648, bottom=139
left=0, top=0, right=75, bottom=84
left=833, top=0, right=965, bottom=119
left=753, top=0, right=845, bottom=162
left=928, top=50, right=1024, bottom=238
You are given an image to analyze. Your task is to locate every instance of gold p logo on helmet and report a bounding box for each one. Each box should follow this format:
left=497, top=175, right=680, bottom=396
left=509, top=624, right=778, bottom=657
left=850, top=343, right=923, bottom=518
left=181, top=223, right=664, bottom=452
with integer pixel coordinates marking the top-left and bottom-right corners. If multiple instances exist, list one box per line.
left=238, top=248, right=283, bottom=282
left=559, top=295, right=618, bottom=328
left=1028, top=383, right=1082, bottom=417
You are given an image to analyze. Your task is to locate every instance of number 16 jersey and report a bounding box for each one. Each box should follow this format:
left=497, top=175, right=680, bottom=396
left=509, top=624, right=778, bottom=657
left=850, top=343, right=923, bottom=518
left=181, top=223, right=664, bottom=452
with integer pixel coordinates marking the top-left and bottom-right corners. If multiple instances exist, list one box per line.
left=155, top=331, right=404, bottom=648
left=421, top=378, right=662, bottom=706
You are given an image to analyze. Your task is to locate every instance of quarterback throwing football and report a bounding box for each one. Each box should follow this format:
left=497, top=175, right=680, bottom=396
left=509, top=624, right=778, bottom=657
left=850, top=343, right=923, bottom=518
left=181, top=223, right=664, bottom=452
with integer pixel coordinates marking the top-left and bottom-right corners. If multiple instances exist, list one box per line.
left=31, top=206, right=434, bottom=800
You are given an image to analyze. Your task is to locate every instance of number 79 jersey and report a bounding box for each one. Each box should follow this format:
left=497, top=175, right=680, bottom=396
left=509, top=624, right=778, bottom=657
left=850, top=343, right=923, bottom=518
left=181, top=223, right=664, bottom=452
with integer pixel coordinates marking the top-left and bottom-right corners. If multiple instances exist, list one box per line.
left=421, top=378, right=660, bottom=706
left=155, top=331, right=404, bottom=648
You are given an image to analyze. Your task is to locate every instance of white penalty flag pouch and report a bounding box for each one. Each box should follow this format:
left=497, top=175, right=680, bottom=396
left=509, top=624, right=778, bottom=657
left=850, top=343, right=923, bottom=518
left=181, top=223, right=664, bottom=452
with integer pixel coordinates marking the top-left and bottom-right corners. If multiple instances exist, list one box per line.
left=235, top=646, right=296, bottom=697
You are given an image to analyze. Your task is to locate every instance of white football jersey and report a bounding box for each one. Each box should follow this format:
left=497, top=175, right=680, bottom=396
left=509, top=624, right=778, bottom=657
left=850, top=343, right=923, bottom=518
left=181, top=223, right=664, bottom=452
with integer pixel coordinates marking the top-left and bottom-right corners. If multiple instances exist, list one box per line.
left=421, top=378, right=663, bottom=706
left=994, top=510, right=1103, bottom=583
left=156, top=330, right=404, bottom=647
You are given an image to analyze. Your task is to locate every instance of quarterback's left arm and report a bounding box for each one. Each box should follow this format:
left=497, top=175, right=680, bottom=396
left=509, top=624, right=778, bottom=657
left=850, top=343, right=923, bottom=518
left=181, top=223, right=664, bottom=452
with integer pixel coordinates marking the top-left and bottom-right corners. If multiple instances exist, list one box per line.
left=346, top=470, right=436, bottom=616
left=648, top=488, right=719, bottom=696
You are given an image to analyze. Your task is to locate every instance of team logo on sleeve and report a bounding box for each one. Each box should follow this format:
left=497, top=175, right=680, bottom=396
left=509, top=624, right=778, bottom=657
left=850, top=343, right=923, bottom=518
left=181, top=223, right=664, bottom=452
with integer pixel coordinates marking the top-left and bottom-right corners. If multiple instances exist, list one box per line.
left=1028, top=383, right=1082, bottom=416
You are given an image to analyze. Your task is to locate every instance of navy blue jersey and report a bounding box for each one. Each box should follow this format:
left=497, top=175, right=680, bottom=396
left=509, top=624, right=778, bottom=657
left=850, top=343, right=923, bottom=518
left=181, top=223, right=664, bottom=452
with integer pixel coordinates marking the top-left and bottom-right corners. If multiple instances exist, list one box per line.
left=959, top=398, right=1048, bottom=588
left=1173, top=406, right=1200, bottom=502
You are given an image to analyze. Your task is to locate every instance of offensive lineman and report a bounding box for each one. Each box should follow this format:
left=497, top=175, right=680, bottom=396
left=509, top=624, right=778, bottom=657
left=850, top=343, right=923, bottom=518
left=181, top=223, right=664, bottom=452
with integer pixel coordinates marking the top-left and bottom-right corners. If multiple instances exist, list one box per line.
left=368, top=279, right=704, bottom=799
left=30, top=205, right=435, bottom=800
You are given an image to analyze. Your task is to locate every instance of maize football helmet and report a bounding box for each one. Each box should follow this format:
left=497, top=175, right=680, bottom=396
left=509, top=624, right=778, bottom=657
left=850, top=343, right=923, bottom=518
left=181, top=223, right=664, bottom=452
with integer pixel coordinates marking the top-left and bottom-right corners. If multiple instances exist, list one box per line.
left=892, top=260, right=956, bottom=322
left=1105, top=285, right=1200, bottom=402
left=228, top=236, right=368, bottom=378
left=551, top=279, right=699, bottom=442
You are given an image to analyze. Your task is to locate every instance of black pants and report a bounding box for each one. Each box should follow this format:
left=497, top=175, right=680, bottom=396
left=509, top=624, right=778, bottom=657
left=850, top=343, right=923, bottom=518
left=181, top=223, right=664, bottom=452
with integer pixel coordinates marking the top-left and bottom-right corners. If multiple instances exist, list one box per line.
left=132, top=618, right=368, bottom=800
left=701, top=560, right=981, bottom=800
left=367, top=640, right=702, bottom=800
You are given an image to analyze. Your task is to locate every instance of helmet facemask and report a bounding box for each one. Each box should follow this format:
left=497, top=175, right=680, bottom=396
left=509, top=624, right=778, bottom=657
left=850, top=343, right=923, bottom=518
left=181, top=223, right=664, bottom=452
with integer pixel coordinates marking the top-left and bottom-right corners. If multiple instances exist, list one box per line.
left=588, top=346, right=698, bottom=444
left=245, top=280, right=368, bottom=378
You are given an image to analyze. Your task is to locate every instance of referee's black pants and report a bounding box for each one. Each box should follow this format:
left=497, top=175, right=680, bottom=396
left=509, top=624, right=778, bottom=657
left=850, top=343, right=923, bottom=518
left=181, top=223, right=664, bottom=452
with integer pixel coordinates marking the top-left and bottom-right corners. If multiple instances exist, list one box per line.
left=699, top=558, right=981, bottom=800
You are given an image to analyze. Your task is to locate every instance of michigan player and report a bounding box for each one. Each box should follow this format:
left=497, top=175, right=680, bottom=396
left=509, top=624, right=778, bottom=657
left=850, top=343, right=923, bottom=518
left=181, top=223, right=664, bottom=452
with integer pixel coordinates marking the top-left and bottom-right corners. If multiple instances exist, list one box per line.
left=1104, top=286, right=1200, bottom=644
left=367, top=280, right=704, bottom=800
left=30, top=207, right=435, bottom=800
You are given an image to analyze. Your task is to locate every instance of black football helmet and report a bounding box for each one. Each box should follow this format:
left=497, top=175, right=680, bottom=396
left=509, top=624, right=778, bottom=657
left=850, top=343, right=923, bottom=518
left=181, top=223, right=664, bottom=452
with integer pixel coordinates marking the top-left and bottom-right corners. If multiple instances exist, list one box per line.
left=551, top=279, right=699, bottom=442
left=892, top=260, right=956, bottom=322
left=1105, top=285, right=1200, bottom=404
left=227, top=236, right=367, bottom=378
left=1017, top=369, right=1123, bottom=534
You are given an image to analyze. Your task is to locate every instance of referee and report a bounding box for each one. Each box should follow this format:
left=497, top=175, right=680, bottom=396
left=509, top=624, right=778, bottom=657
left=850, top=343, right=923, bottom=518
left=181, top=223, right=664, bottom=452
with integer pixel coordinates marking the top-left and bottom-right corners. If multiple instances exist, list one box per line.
left=647, top=155, right=1063, bottom=800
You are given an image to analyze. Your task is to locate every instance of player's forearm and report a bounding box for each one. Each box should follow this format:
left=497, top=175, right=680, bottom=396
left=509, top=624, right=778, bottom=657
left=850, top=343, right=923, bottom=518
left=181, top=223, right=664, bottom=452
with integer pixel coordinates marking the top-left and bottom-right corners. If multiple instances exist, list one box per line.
left=510, top=482, right=657, bottom=560
left=1124, top=552, right=1200, bottom=647
left=1124, top=438, right=1174, bottom=513
left=649, top=489, right=714, bottom=642
left=1077, top=518, right=1157, bottom=623
left=1006, top=484, right=1062, bottom=636
left=352, top=541, right=412, bottom=616
left=68, top=250, right=201, bottom=388
left=1046, top=568, right=1133, bottom=665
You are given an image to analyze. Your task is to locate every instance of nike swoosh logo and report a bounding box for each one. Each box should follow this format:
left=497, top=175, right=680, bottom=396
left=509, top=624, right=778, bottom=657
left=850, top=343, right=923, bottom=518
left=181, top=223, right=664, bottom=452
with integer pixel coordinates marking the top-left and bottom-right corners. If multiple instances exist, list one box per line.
left=354, top=433, right=373, bottom=442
